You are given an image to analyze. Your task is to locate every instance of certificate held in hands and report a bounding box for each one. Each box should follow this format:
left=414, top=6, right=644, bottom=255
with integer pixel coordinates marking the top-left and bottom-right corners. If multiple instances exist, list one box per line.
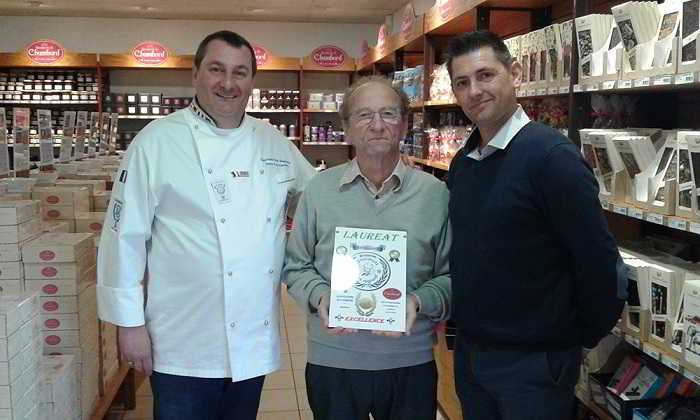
left=329, top=227, right=407, bottom=332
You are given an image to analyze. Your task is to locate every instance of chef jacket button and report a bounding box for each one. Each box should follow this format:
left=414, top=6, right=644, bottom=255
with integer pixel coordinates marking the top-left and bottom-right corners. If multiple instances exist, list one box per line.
left=264, top=320, right=270, bottom=326
left=194, top=124, right=199, bottom=130
left=227, top=271, right=233, bottom=277
left=260, top=169, right=265, bottom=175
left=220, top=218, right=226, bottom=223
left=230, top=322, right=236, bottom=328
left=207, top=169, right=213, bottom=174
left=266, top=217, right=271, bottom=223
left=268, top=268, right=274, bottom=274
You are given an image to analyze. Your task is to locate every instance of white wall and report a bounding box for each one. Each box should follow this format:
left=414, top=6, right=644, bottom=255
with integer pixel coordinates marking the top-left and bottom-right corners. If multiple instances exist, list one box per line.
left=0, top=16, right=380, bottom=58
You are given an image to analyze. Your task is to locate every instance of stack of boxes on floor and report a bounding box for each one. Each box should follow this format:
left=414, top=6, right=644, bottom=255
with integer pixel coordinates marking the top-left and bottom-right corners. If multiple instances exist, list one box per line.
left=0, top=200, right=42, bottom=295
left=22, top=233, right=98, bottom=420
left=0, top=293, right=42, bottom=420
left=40, top=355, right=79, bottom=420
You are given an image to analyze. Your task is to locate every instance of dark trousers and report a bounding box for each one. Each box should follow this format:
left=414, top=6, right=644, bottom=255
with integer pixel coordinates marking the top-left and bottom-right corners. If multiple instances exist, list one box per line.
left=305, top=361, right=437, bottom=420
left=150, top=371, right=265, bottom=420
left=453, top=334, right=581, bottom=420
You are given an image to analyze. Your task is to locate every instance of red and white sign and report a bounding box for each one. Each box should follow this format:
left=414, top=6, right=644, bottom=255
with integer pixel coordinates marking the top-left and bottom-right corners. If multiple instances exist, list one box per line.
left=377, top=24, right=388, bottom=50
left=132, top=41, right=169, bottom=66
left=311, top=45, right=346, bottom=68
left=254, top=46, right=269, bottom=67
left=26, top=40, right=65, bottom=65
left=400, top=4, right=417, bottom=40
left=438, top=0, right=453, bottom=21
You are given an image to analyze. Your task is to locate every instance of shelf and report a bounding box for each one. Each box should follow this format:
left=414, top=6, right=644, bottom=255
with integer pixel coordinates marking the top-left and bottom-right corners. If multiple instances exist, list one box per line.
left=408, top=156, right=449, bottom=171
left=517, top=86, right=570, bottom=98
left=573, top=73, right=700, bottom=95
left=423, top=100, right=459, bottom=108
left=600, top=199, right=700, bottom=236
left=302, top=142, right=349, bottom=146
left=575, top=388, right=613, bottom=420
left=303, top=109, right=338, bottom=113
left=118, top=115, right=166, bottom=119
left=246, top=109, right=300, bottom=113
left=409, top=101, right=424, bottom=110
left=0, top=101, right=97, bottom=105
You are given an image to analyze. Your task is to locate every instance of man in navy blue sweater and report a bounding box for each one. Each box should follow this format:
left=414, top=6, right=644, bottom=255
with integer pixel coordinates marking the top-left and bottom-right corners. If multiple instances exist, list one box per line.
left=446, top=31, right=625, bottom=420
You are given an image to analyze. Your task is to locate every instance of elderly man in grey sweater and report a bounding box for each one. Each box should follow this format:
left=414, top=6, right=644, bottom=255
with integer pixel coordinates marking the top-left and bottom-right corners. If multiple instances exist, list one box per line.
left=283, top=75, right=451, bottom=420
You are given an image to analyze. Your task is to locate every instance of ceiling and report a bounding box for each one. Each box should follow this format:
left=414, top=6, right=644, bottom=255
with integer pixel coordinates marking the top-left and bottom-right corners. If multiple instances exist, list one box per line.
left=0, top=0, right=410, bottom=23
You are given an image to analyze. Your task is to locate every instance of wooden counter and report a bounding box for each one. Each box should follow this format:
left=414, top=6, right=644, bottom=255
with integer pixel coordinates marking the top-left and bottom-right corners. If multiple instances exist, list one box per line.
left=434, top=328, right=462, bottom=420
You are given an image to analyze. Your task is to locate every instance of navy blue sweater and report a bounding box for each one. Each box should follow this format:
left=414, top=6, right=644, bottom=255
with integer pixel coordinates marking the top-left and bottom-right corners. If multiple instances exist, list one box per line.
left=447, top=122, right=624, bottom=350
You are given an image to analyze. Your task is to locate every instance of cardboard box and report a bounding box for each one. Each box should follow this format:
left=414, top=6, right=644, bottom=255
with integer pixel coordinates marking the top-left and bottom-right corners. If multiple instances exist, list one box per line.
left=0, top=219, right=41, bottom=244
left=39, top=354, right=77, bottom=409
left=0, top=237, right=40, bottom=263
left=55, top=179, right=106, bottom=195
left=21, top=233, right=95, bottom=263
left=0, top=362, right=39, bottom=409
left=0, top=179, right=37, bottom=194
left=0, top=338, right=40, bottom=386
left=28, top=171, right=58, bottom=186
left=24, top=255, right=95, bottom=280
left=74, top=212, right=105, bottom=235
left=0, top=263, right=21, bottom=281
left=0, top=202, right=39, bottom=226
left=0, top=317, right=40, bottom=362
left=41, top=314, right=80, bottom=331
left=0, top=382, right=37, bottom=420
left=0, top=194, right=31, bottom=201
left=40, top=221, right=71, bottom=234
left=0, top=282, right=22, bottom=296
left=32, top=187, right=90, bottom=210
left=0, top=294, right=39, bottom=338
left=92, top=192, right=111, bottom=211
left=25, top=268, right=96, bottom=297
left=40, top=206, right=79, bottom=221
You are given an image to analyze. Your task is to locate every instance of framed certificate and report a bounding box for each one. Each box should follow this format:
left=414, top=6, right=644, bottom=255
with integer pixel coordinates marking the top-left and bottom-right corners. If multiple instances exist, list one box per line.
left=329, top=227, right=407, bottom=332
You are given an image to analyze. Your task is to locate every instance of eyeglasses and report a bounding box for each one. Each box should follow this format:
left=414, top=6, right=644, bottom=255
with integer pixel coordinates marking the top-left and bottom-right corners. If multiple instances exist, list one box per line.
left=349, top=107, right=402, bottom=126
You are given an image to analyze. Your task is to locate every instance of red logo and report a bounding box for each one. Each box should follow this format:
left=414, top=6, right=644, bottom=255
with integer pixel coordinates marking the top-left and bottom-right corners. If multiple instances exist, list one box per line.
left=377, top=25, right=388, bottom=49
left=40, top=250, right=56, bottom=261
left=438, top=0, right=453, bottom=20
left=43, top=301, right=59, bottom=312
left=42, top=267, right=58, bottom=278
left=401, top=7, right=416, bottom=39
left=42, top=284, right=58, bottom=294
left=89, top=222, right=103, bottom=231
left=311, top=46, right=346, bottom=68
left=132, top=41, right=169, bottom=66
left=383, top=288, right=402, bottom=300
left=45, top=319, right=60, bottom=329
left=45, top=335, right=61, bottom=345
left=254, top=46, right=268, bottom=66
left=47, top=210, right=60, bottom=219
left=26, top=40, right=65, bottom=65
left=46, top=195, right=60, bottom=204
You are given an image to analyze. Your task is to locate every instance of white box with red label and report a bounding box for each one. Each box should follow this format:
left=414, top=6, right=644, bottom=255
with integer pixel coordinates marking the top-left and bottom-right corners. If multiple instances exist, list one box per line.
left=31, top=187, right=90, bottom=211
left=74, top=212, right=105, bottom=235
left=0, top=263, right=22, bottom=282
left=0, top=201, right=39, bottom=226
left=0, top=338, right=40, bottom=386
left=40, top=221, right=72, bottom=234
left=0, top=294, right=39, bottom=339
left=0, top=361, right=39, bottom=409
left=21, top=233, right=94, bottom=263
left=25, top=272, right=95, bottom=298
left=0, top=218, right=41, bottom=244
left=0, top=282, right=22, bottom=296
left=24, top=249, right=95, bottom=281
left=0, top=317, right=40, bottom=363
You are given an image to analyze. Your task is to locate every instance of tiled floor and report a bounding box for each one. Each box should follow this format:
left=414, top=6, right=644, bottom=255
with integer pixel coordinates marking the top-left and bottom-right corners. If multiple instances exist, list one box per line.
left=117, top=288, right=446, bottom=420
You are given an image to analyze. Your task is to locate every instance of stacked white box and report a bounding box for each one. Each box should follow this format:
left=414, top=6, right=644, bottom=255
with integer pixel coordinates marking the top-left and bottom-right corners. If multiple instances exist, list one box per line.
left=0, top=292, right=42, bottom=420
left=0, top=201, right=42, bottom=294
left=39, top=355, right=78, bottom=420
left=31, top=187, right=90, bottom=225
left=21, top=233, right=98, bottom=419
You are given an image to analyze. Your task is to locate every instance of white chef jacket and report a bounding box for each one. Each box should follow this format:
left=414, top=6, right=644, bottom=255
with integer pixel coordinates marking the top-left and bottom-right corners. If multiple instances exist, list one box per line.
left=96, top=105, right=316, bottom=381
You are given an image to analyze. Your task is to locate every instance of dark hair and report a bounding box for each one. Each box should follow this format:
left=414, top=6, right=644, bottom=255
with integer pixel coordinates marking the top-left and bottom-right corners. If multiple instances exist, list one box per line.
left=445, top=30, right=513, bottom=77
left=194, top=30, right=257, bottom=75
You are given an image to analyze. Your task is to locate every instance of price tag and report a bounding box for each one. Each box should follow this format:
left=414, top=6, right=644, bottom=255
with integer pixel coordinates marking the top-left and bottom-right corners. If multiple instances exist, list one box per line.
left=559, top=86, right=570, bottom=94
left=646, top=213, right=664, bottom=225
left=669, top=219, right=688, bottom=231
left=642, top=345, right=661, bottom=360
left=675, top=72, right=695, bottom=84
left=629, top=208, right=644, bottom=219
left=573, top=84, right=583, bottom=92
left=690, top=222, right=700, bottom=235
left=612, top=326, right=623, bottom=337
left=662, top=355, right=681, bottom=372
left=653, top=75, right=673, bottom=85
left=602, top=80, right=616, bottom=90
left=618, top=80, right=633, bottom=89
left=548, top=87, right=559, bottom=95
left=537, top=88, right=547, bottom=96
left=625, top=334, right=641, bottom=348
left=613, top=205, right=628, bottom=215
left=633, top=77, right=651, bottom=88
left=586, top=83, right=599, bottom=92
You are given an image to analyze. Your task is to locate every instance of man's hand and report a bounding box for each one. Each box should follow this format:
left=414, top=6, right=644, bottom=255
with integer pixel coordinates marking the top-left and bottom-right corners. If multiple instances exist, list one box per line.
left=372, top=293, right=418, bottom=337
left=119, top=325, right=153, bottom=376
left=318, top=293, right=357, bottom=335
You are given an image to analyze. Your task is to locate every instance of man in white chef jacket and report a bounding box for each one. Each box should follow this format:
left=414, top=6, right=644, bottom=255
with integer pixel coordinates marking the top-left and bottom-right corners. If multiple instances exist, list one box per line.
left=97, top=31, right=316, bottom=420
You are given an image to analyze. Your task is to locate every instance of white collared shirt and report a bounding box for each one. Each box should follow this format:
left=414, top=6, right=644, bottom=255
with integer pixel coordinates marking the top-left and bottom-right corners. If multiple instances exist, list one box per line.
left=97, top=106, right=316, bottom=381
left=466, top=106, right=530, bottom=161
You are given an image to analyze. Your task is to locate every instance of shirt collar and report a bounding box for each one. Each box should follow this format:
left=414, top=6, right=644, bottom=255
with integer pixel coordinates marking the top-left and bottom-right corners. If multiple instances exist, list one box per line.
left=189, top=96, right=250, bottom=134
left=339, top=158, right=407, bottom=192
left=465, top=105, right=530, bottom=158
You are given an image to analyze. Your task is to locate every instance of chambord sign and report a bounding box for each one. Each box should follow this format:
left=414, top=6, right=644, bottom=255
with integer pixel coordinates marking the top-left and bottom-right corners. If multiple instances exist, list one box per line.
left=132, top=41, right=169, bottom=66
left=26, top=40, right=65, bottom=64
left=329, top=227, right=407, bottom=332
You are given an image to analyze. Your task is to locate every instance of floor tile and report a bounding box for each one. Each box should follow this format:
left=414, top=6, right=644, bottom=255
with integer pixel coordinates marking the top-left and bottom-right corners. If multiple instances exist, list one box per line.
left=259, top=389, right=299, bottom=412
left=290, top=353, right=307, bottom=371
left=263, top=369, right=295, bottom=390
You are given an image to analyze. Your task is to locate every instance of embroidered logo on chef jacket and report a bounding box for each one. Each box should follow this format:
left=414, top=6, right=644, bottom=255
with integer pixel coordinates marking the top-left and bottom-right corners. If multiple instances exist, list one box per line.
left=210, top=179, right=232, bottom=204
left=110, top=199, right=124, bottom=232
left=119, top=170, right=128, bottom=183
left=231, top=170, right=250, bottom=178
left=261, top=158, right=291, bottom=167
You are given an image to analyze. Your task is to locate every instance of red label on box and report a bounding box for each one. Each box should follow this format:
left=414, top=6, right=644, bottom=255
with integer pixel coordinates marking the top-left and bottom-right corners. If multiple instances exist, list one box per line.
left=26, top=40, right=65, bottom=64
left=383, top=288, right=402, bottom=300
left=311, top=46, right=346, bottom=68
left=132, top=41, right=169, bottom=66
left=89, top=222, right=103, bottom=231
left=40, top=250, right=56, bottom=261
left=44, top=319, right=60, bottom=329
left=42, top=284, right=58, bottom=294
left=47, top=209, right=60, bottom=219
left=43, top=301, right=59, bottom=312
left=45, top=335, right=61, bottom=345
left=254, top=46, right=268, bottom=66
left=46, top=195, right=60, bottom=204
left=42, top=267, right=58, bottom=277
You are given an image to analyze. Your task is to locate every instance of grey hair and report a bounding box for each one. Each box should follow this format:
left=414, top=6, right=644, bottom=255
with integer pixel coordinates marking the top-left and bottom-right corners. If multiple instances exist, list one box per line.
left=339, top=75, right=410, bottom=128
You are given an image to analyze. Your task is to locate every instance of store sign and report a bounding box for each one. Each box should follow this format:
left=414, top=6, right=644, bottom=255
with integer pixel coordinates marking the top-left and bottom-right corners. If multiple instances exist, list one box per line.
left=25, top=40, right=65, bottom=64
left=438, top=0, right=453, bottom=21
left=132, top=41, right=169, bottom=65
left=254, top=46, right=269, bottom=66
left=311, top=45, right=346, bottom=68
left=377, top=24, right=388, bottom=50
left=400, top=4, right=417, bottom=40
